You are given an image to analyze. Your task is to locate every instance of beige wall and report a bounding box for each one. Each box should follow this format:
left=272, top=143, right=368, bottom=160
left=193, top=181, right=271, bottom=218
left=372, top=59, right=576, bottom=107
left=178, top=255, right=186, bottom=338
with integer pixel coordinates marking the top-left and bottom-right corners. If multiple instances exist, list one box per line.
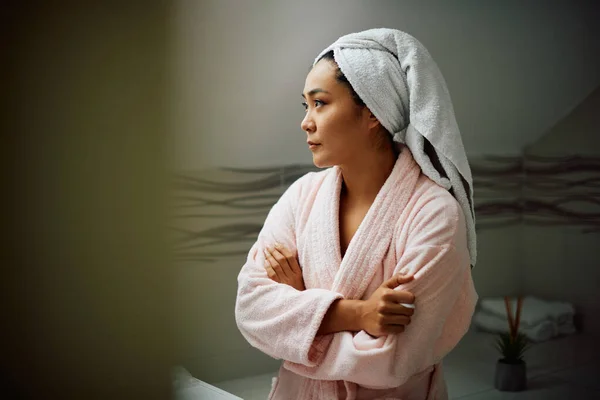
left=525, top=87, right=600, bottom=156
left=172, top=0, right=600, bottom=170
left=523, top=87, right=600, bottom=334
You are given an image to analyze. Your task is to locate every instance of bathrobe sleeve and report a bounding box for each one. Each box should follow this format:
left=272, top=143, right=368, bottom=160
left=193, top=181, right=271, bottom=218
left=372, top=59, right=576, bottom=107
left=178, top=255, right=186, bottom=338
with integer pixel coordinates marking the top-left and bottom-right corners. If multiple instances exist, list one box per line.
left=235, top=173, right=344, bottom=365
left=283, top=192, right=478, bottom=389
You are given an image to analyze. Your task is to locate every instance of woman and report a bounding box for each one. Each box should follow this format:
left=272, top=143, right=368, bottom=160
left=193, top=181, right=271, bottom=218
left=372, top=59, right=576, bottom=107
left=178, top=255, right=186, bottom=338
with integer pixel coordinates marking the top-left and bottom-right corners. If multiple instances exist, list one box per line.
left=235, top=28, right=478, bottom=400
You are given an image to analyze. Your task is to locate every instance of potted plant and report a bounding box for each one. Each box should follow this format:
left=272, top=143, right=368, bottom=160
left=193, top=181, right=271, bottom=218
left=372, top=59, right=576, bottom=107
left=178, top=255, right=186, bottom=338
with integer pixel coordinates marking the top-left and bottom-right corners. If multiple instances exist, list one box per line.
left=493, top=296, right=532, bottom=392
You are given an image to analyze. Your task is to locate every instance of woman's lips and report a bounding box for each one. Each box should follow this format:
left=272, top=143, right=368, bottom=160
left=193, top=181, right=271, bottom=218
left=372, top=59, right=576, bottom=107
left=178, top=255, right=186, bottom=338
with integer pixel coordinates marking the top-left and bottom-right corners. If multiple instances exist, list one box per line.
left=307, top=141, right=321, bottom=150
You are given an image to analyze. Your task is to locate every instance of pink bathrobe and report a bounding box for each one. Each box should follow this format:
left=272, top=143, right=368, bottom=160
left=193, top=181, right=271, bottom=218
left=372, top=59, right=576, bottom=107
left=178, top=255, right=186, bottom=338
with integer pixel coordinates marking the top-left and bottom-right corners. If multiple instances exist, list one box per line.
left=235, top=149, right=478, bottom=399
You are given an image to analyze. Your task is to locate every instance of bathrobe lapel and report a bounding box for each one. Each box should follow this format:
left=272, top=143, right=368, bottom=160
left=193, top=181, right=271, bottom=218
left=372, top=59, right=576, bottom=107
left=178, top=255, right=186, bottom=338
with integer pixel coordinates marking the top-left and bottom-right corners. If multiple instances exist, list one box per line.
left=305, top=148, right=421, bottom=300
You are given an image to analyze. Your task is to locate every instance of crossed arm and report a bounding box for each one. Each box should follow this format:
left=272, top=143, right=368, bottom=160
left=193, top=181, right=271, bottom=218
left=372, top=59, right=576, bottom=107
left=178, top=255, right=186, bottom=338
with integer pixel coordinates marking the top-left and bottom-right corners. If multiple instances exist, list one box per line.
left=262, top=243, right=416, bottom=337
left=235, top=178, right=474, bottom=388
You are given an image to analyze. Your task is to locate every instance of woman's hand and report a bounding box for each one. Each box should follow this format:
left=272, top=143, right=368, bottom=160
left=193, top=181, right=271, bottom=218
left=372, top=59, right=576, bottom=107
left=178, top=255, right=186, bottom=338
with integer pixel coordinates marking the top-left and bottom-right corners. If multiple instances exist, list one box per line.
left=263, top=243, right=305, bottom=291
left=359, top=274, right=416, bottom=337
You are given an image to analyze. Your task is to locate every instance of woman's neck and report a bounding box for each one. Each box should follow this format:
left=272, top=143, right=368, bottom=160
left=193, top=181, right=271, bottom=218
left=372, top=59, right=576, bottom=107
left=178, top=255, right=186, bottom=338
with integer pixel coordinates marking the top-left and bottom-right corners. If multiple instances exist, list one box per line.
left=339, top=144, right=401, bottom=205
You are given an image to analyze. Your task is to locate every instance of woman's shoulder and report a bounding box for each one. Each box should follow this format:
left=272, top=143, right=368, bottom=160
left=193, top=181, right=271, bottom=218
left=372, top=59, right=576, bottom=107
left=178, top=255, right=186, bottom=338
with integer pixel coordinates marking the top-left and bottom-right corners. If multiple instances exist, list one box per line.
left=402, top=174, right=467, bottom=247
left=414, top=174, right=462, bottom=212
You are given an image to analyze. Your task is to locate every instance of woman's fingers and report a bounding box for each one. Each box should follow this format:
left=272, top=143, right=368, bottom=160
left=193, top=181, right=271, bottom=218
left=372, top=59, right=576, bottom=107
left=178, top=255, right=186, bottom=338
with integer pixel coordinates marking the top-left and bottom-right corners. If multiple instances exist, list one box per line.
left=264, top=247, right=291, bottom=278
left=263, top=243, right=306, bottom=291
left=379, top=302, right=415, bottom=316
left=381, top=314, right=412, bottom=326
left=381, top=273, right=414, bottom=289
left=384, top=289, right=415, bottom=306
left=385, top=325, right=406, bottom=334
left=274, top=243, right=301, bottom=274
left=263, top=246, right=280, bottom=279
left=263, top=259, right=278, bottom=281
left=267, top=247, right=291, bottom=277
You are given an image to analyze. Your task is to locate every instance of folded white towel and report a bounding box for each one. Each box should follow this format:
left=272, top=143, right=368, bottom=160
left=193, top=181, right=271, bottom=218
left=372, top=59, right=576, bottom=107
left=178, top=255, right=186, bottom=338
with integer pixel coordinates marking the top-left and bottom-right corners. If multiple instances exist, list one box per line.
left=557, top=320, right=577, bottom=336
left=314, top=28, right=477, bottom=267
left=472, top=310, right=557, bottom=343
left=556, top=313, right=577, bottom=335
left=479, top=296, right=574, bottom=328
left=547, top=300, right=576, bottom=324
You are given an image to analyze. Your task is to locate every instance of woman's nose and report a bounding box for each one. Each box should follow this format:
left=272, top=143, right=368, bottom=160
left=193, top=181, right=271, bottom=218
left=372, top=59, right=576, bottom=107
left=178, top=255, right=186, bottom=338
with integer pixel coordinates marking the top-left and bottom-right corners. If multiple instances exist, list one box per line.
left=301, top=113, right=315, bottom=133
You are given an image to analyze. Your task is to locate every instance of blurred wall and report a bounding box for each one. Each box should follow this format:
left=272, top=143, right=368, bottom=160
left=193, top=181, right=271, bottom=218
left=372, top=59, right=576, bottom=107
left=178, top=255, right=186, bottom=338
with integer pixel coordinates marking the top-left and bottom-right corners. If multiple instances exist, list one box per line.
left=2, top=2, right=174, bottom=399
left=522, top=87, right=600, bottom=334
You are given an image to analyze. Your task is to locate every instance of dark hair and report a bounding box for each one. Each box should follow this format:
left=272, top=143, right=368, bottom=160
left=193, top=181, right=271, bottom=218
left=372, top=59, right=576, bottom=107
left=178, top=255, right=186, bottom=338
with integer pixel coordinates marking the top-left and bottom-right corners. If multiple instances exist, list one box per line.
left=317, top=50, right=366, bottom=108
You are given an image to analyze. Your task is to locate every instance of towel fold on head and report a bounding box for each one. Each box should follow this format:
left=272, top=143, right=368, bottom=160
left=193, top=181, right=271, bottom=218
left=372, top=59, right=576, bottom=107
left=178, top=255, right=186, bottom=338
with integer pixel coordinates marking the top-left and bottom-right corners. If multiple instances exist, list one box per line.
left=315, top=28, right=477, bottom=266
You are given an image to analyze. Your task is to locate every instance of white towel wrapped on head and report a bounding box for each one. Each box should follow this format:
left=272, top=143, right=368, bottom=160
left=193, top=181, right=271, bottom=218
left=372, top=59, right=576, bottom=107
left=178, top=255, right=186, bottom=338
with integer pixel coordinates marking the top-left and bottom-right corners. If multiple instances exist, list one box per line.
left=314, top=28, right=477, bottom=267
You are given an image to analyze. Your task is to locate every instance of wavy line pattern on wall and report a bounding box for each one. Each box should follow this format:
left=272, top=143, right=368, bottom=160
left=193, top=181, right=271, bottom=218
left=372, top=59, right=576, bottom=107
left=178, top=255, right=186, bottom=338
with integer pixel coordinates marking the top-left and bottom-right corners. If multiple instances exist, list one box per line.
left=173, top=156, right=600, bottom=262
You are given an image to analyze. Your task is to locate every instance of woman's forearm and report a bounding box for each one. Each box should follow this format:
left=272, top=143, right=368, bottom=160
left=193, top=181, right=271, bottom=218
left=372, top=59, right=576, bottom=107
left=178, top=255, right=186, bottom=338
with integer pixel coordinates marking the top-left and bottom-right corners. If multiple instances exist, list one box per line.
left=317, top=299, right=364, bottom=335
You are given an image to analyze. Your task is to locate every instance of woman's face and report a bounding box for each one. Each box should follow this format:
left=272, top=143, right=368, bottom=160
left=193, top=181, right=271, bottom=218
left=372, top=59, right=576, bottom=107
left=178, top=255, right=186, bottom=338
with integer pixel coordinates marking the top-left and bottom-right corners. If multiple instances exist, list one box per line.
left=301, top=60, right=374, bottom=168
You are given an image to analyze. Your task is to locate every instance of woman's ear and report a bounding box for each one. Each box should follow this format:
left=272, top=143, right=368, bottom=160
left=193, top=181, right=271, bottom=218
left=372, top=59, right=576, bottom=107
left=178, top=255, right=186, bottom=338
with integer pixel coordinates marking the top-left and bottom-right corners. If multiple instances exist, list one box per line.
left=366, top=109, right=382, bottom=130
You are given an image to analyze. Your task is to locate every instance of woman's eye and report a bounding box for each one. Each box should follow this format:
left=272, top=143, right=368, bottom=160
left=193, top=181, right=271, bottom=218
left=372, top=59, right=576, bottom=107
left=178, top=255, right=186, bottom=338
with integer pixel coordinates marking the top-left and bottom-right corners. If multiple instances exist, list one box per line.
left=302, top=100, right=325, bottom=111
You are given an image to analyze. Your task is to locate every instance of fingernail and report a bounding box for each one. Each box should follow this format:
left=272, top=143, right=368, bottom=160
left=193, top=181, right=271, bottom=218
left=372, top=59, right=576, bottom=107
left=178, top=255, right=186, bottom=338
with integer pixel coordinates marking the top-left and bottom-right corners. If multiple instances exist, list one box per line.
left=274, top=243, right=282, bottom=249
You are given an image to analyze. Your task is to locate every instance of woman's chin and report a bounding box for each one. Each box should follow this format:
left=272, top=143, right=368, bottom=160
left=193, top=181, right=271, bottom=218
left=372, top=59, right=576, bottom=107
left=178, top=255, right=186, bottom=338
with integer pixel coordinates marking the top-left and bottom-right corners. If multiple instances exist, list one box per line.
left=312, top=155, right=332, bottom=169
